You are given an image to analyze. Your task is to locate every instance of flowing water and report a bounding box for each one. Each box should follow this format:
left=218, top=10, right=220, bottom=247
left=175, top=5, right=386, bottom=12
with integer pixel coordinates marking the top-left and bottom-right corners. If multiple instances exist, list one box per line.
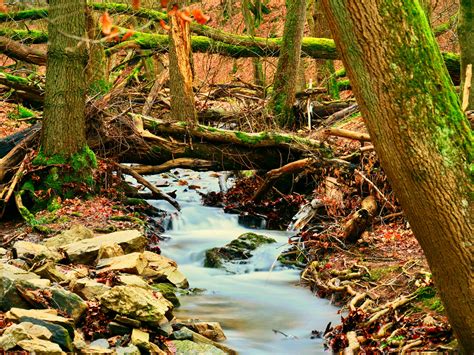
left=144, top=170, right=340, bottom=354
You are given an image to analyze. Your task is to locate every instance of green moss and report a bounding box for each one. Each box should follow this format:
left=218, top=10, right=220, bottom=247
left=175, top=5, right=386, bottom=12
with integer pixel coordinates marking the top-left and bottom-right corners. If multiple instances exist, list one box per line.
left=0, top=29, right=48, bottom=44
left=234, top=131, right=267, bottom=144
left=368, top=265, right=401, bottom=281
left=8, top=105, right=36, bottom=120
left=88, top=79, right=112, bottom=96
left=0, top=8, right=48, bottom=22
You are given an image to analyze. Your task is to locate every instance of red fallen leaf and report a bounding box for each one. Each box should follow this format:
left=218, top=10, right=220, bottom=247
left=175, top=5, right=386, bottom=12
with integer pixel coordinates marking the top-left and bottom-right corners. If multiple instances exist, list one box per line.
left=121, top=27, right=134, bottom=41
left=178, top=9, right=193, bottom=22
left=100, top=12, right=113, bottom=35
left=0, top=0, right=7, bottom=13
left=131, top=0, right=140, bottom=10
left=192, top=8, right=210, bottom=24
left=159, top=19, right=171, bottom=31
left=160, top=0, right=169, bottom=8
left=109, top=26, right=119, bottom=42
left=168, top=4, right=178, bottom=16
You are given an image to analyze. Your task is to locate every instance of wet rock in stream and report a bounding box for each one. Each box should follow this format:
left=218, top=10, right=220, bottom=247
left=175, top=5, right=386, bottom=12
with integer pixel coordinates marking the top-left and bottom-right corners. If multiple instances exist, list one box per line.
left=204, top=232, right=277, bottom=269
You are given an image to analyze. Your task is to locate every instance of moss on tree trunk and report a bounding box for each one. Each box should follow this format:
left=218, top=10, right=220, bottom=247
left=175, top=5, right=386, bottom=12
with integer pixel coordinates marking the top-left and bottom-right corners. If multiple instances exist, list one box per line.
left=458, top=0, right=474, bottom=110
left=270, top=0, right=307, bottom=127
left=321, top=0, right=473, bottom=352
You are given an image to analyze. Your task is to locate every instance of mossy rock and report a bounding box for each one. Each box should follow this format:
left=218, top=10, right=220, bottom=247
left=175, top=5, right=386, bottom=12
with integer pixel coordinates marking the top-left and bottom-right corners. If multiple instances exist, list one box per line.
left=204, top=232, right=276, bottom=268
left=152, top=283, right=180, bottom=307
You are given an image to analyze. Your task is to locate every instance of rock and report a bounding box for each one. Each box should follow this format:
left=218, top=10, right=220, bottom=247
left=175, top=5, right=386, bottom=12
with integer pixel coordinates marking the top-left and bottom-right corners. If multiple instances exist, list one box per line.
left=131, top=328, right=149, bottom=349
left=43, top=224, right=94, bottom=249
left=204, top=232, right=276, bottom=268
left=71, top=278, right=110, bottom=300
left=141, top=251, right=189, bottom=288
left=170, top=340, right=225, bottom=355
left=90, top=338, right=110, bottom=349
left=20, top=317, right=73, bottom=352
left=174, top=327, right=236, bottom=354
left=72, top=330, right=87, bottom=351
left=118, top=274, right=151, bottom=289
left=17, top=338, right=63, bottom=353
left=0, top=247, right=7, bottom=256
left=107, top=322, right=131, bottom=336
left=97, top=242, right=124, bottom=260
left=152, top=283, right=180, bottom=307
left=181, top=321, right=226, bottom=342
left=0, top=263, right=41, bottom=311
left=13, top=241, right=63, bottom=262
left=62, top=230, right=146, bottom=264
left=96, top=252, right=148, bottom=275
left=33, top=261, right=69, bottom=283
left=15, top=281, right=87, bottom=323
left=116, top=344, right=141, bottom=355
left=6, top=308, right=74, bottom=337
left=172, top=329, right=194, bottom=341
left=114, top=315, right=142, bottom=328
left=99, top=286, right=173, bottom=325
left=0, top=322, right=52, bottom=350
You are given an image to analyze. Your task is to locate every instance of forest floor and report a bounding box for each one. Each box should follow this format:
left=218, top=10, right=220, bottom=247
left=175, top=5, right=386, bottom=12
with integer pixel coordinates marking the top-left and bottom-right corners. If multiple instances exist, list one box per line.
left=0, top=84, right=458, bottom=353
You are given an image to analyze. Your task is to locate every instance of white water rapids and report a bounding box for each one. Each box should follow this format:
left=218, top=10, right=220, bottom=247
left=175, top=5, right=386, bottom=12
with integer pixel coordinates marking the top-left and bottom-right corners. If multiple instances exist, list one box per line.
left=142, top=170, right=340, bottom=354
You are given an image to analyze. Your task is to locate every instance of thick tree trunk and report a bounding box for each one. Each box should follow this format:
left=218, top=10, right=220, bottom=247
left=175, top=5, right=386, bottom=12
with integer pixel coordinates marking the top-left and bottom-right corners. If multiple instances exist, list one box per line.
left=270, top=0, right=306, bottom=127
left=321, top=1, right=473, bottom=352
left=168, top=2, right=197, bottom=125
left=42, top=0, right=88, bottom=157
left=459, top=0, right=474, bottom=111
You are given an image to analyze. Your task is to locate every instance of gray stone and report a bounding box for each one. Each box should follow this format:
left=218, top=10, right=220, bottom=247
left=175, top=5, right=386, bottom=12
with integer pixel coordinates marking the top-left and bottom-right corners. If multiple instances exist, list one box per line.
left=116, top=344, right=141, bottom=355
left=43, top=224, right=94, bottom=249
left=99, top=286, right=173, bottom=325
left=174, top=327, right=236, bottom=354
left=71, top=278, right=110, bottom=300
left=140, top=251, right=189, bottom=288
left=17, top=338, right=63, bottom=353
left=181, top=321, right=227, bottom=342
left=0, top=322, right=52, bottom=350
left=96, top=252, right=148, bottom=275
left=0, top=263, right=40, bottom=311
left=13, top=241, right=63, bottom=262
left=204, top=232, right=276, bottom=269
left=20, top=317, right=73, bottom=352
left=6, top=308, right=74, bottom=338
left=90, top=338, right=110, bottom=349
left=170, top=340, right=225, bottom=355
left=62, top=230, right=146, bottom=264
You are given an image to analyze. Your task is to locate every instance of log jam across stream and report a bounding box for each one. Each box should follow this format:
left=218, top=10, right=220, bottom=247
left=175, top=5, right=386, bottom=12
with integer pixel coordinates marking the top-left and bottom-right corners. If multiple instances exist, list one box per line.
left=139, top=169, right=340, bottom=354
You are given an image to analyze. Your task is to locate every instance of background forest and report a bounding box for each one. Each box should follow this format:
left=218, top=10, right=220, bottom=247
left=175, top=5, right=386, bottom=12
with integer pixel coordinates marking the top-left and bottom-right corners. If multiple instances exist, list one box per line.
left=0, top=0, right=472, bottom=354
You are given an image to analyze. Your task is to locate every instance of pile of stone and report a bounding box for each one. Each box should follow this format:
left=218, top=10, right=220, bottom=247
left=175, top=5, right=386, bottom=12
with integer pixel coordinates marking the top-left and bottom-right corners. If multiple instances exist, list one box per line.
left=0, top=225, right=234, bottom=354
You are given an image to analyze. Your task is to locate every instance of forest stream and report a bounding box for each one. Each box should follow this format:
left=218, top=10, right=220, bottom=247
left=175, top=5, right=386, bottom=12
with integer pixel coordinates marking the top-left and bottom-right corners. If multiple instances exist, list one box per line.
left=144, top=169, right=340, bottom=354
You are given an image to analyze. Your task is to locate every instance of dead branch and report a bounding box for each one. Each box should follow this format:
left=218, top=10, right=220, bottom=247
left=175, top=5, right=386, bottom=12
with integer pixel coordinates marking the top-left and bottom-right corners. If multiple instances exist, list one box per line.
left=323, top=127, right=371, bottom=142
left=131, top=158, right=216, bottom=175
left=116, top=163, right=180, bottom=211
left=0, top=36, right=46, bottom=65
left=342, top=195, right=378, bottom=243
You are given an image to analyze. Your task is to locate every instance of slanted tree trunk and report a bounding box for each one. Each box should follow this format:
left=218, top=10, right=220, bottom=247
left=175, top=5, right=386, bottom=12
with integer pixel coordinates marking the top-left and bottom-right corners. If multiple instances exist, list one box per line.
left=270, top=0, right=306, bottom=127
left=168, top=1, right=197, bottom=126
left=459, top=0, right=474, bottom=111
left=42, top=0, right=88, bottom=157
left=321, top=1, right=473, bottom=352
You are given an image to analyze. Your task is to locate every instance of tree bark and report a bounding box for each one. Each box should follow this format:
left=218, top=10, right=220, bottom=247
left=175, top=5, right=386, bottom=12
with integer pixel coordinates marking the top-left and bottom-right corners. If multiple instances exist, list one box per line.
left=242, top=0, right=265, bottom=87
left=41, top=0, right=88, bottom=157
left=321, top=1, right=473, bottom=352
left=168, top=2, right=197, bottom=126
left=270, top=0, right=307, bottom=127
left=459, top=0, right=474, bottom=111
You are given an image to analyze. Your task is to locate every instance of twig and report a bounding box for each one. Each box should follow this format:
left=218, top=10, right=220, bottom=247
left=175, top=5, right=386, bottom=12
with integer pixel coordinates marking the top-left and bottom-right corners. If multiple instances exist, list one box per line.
left=355, top=169, right=396, bottom=209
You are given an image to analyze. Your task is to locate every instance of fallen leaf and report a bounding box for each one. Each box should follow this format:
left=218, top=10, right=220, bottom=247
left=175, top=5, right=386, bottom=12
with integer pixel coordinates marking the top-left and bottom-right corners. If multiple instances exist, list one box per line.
left=100, top=12, right=113, bottom=35
left=192, top=8, right=210, bottom=24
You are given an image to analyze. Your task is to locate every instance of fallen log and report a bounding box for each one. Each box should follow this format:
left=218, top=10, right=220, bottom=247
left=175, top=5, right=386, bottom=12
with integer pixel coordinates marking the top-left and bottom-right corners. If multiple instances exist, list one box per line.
left=323, top=128, right=371, bottom=142
left=0, top=71, right=44, bottom=103
left=0, top=28, right=461, bottom=84
left=342, top=195, right=378, bottom=243
left=131, top=158, right=216, bottom=175
left=252, top=158, right=314, bottom=202
left=0, top=36, right=46, bottom=65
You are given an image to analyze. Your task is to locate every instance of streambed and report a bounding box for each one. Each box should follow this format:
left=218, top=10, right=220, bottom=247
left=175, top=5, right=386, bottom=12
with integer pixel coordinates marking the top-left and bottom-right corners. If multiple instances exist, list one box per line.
left=146, top=170, right=340, bottom=354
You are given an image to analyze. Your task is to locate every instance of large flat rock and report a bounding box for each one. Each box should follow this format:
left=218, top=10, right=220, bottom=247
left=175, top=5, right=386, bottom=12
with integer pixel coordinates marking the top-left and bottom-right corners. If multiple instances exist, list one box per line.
left=62, top=230, right=146, bottom=264
left=0, top=263, right=41, bottom=311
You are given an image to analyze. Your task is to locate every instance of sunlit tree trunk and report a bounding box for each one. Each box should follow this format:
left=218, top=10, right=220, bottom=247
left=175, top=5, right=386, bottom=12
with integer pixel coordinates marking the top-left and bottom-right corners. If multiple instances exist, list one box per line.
left=321, top=1, right=473, bottom=352
left=270, top=0, right=306, bottom=127
left=168, top=1, right=197, bottom=126
left=42, top=0, right=88, bottom=157
left=459, top=0, right=474, bottom=110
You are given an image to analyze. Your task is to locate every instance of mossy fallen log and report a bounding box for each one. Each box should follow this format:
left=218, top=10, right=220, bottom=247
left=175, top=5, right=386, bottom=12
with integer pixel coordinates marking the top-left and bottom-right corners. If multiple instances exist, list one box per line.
left=0, top=71, right=44, bottom=102
left=0, top=8, right=48, bottom=22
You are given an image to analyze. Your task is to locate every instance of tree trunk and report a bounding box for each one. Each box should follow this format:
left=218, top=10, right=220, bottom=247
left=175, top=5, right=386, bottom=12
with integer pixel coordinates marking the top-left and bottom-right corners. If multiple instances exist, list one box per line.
left=459, top=0, right=474, bottom=111
left=168, top=2, right=197, bottom=126
left=270, top=0, right=307, bottom=127
left=321, top=1, right=473, bottom=352
left=242, top=0, right=265, bottom=87
left=41, top=0, right=88, bottom=157
left=85, top=6, right=106, bottom=88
